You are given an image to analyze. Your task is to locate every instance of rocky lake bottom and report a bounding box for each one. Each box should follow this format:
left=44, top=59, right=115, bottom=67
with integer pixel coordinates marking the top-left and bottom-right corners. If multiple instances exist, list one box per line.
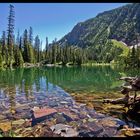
left=1, top=66, right=140, bottom=137
left=0, top=83, right=139, bottom=137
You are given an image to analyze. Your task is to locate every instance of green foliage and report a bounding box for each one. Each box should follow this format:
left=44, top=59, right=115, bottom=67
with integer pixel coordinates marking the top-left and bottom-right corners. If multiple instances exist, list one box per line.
left=0, top=54, right=3, bottom=67
left=27, top=44, right=35, bottom=63
left=125, top=46, right=140, bottom=68
left=14, top=46, right=24, bottom=66
left=57, top=3, right=140, bottom=66
left=59, top=3, right=140, bottom=47
left=1, top=3, right=140, bottom=68
left=109, top=39, right=129, bottom=63
left=34, top=35, right=41, bottom=63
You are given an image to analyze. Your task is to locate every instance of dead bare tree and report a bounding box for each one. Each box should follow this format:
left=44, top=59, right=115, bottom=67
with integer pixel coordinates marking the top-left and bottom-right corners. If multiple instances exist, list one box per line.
left=103, top=76, right=140, bottom=111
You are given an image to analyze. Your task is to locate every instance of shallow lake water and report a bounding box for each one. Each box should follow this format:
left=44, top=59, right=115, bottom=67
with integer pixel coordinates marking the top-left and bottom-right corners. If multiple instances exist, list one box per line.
left=0, top=65, right=140, bottom=137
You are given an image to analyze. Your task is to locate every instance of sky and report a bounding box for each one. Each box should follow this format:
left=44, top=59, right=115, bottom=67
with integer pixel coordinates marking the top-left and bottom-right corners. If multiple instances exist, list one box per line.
left=0, top=3, right=127, bottom=49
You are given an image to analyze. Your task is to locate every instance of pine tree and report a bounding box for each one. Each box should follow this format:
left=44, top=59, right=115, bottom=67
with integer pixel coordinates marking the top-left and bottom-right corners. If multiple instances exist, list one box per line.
left=14, top=45, right=24, bottom=66
left=16, top=30, right=20, bottom=46
left=45, top=37, right=48, bottom=59
left=1, top=31, right=6, bottom=55
left=135, top=33, right=140, bottom=67
left=27, top=44, right=35, bottom=63
left=60, top=47, right=63, bottom=63
left=34, top=35, right=40, bottom=62
left=1, top=31, right=6, bottom=49
left=0, top=44, right=3, bottom=67
left=19, top=36, right=23, bottom=51
left=126, top=46, right=137, bottom=68
left=72, top=47, right=76, bottom=65
left=131, top=46, right=137, bottom=67
left=40, top=40, right=43, bottom=61
left=56, top=45, right=61, bottom=63
left=29, top=26, right=33, bottom=45
left=52, top=38, right=57, bottom=64
left=136, top=47, right=140, bottom=67
left=1, top=31, right=8, bottom=66
left=47, top=47, right=52, bottom=63
left=23, top=29, right=29, bottom=62
left=7, top=4, right=15, bottom=68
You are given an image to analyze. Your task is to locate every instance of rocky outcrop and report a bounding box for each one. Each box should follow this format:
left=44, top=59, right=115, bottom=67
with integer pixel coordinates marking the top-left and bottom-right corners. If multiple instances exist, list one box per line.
left=59, top=3, right=140, bottom=47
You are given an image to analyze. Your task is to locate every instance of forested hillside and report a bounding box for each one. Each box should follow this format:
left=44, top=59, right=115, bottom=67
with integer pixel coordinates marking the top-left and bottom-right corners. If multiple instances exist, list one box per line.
left=57, top=3, right=140, bottom=66
left=59, top=3, right=140, bottom=47
left=0, top=3, right=140, bottom=68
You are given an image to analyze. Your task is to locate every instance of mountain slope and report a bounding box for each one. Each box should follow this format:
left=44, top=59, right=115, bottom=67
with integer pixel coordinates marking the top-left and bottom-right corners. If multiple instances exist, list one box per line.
left=58, top=3, right=140, bottom=48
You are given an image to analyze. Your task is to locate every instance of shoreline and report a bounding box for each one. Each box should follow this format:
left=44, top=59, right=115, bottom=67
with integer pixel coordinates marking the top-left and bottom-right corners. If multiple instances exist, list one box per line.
left=0, top=62, right=117, bottom=69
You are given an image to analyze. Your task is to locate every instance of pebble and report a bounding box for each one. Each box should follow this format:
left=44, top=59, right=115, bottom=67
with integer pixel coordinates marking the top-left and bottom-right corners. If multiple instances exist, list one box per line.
left=50, top=123, right=78, bottom=137
left=12, top=119, right=25, bottom=125
left=0, top=122, right=12, bottom=132
left=0, top=84, right=131, bottom=137
left=60, top=101, right=68, bottom=104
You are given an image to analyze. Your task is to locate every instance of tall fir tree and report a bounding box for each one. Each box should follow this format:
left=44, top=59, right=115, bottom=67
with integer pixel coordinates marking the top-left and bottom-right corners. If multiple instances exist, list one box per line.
left=45, top=37, right=48, bottom=59
left=23, top=29, right=28, bottom=62
left=34, top=35, right=40, bottom=62
left=16, top=30, right=20, bottom=46
left=7, top=4, right=15, bottom=68
left=1, top=31, right=8, bottom=67
left=14, top=45, right=24, bottom=66
left=52, top=38, right=57, bottom=64
left=19, top=36, right=23, bottom=51
left=29, top=26, right=33, bottom=45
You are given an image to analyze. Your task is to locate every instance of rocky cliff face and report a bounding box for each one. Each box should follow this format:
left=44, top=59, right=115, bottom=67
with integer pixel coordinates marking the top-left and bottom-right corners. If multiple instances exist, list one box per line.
left=58, top=3, right=140, bottom=48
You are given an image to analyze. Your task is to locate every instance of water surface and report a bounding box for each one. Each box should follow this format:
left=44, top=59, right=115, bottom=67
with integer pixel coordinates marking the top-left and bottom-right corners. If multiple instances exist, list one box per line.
left=0, top=66, right=140, bottom=127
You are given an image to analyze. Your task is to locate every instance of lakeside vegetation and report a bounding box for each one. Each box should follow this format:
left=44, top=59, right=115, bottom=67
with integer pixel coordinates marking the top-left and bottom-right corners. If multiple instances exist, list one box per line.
left=1, top=3, right=140, bottom=137
left=0, top=4, right=140, bottom=69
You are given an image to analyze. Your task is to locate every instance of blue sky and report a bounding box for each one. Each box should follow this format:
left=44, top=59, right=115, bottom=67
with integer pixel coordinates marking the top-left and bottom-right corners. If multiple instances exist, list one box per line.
left=0, top=3, right=127, bottom=49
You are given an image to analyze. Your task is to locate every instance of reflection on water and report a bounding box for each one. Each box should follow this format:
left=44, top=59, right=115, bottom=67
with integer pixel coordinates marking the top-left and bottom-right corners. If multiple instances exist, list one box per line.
left=0, top=66, right=140, bottom=125
left=0, top=66, right=140, bottom=98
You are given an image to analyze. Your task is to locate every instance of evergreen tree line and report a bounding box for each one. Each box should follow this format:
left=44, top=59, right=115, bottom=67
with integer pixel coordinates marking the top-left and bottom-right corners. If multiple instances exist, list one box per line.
left=0, top=4, right=140, bottom=69
left=123, top=32, right=140, bottom=68
left=0, top=5, right=45, bottom=68
left=45, top=38, right=88, bottom=65
left=125, top=45, right=140, bottom=68
left=0, top=4, right=88, bottom=68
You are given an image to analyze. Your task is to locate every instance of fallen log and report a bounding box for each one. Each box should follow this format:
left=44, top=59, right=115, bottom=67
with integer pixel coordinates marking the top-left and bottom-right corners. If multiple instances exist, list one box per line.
left=103, top=76, right=140, bottom=113
left=119, top=76, right=137, bottom=82
left=103, top=95, right=140, bottom=106
left=103, top=97, right=128, bottom=104
left=103, top=94, right=130, bottom=105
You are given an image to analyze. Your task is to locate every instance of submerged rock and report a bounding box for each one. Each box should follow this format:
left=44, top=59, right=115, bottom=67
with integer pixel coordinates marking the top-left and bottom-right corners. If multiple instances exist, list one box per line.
left=30, top=107, right=57, bottom=126
left=0, top=114, right=6, bottom=120
left=0, top=122, right=12, bottom=132
left=79, top=130, right=99, bottom=137
left=12, top=119, right=25, bottom=126
left=48, top=101, right=58, bottom=107
left=50, top=123, right=78, bottom=137
left=0, top=80, right=135, bottom=137
left=98, top=119, right=117, bottom=127
left=54, top=113, right=66, bottom=124
left=88, top=118, right=97, bottom=122
left=32, top=108, right=57, bottom=119
left=60, top=101, right=69, bottom=105
left=80, top=122, right=104, bottom=137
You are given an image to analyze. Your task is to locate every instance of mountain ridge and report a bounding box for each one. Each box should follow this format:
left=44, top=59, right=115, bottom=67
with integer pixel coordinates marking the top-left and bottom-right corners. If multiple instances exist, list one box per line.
left=58, top=3, right=140, bottom=48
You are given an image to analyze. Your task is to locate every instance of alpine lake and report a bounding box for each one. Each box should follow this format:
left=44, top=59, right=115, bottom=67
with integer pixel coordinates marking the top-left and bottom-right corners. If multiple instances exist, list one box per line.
left=0, top=65, right=140, bottom=137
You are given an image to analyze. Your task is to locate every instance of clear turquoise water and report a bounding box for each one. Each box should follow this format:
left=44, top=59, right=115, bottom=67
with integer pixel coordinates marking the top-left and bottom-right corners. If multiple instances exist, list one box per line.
left=0, top=66, right=140, bottom=127
left=0, top=66, right=140, bottom=94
